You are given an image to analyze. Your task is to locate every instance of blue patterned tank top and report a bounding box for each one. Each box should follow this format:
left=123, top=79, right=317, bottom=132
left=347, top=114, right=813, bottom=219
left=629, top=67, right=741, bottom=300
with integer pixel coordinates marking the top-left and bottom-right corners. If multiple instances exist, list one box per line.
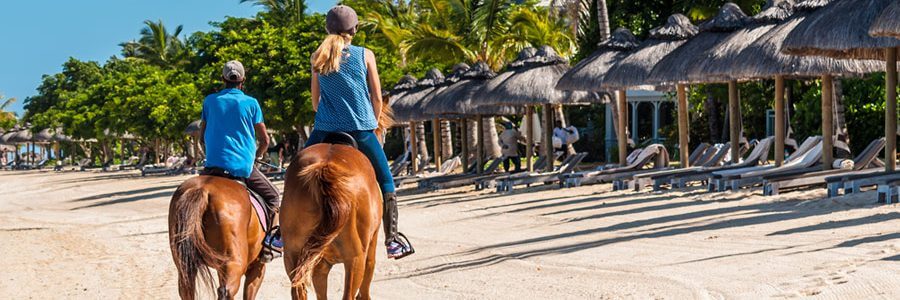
left=314, top=45, right=377, bottom=132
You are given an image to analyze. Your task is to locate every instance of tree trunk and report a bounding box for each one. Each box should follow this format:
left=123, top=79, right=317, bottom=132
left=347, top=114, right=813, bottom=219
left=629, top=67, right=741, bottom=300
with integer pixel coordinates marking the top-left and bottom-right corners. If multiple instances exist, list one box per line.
left=441, top=120, right=453, bottom=160
left=467, top=118, right=478, bottom=162
left=416, top=122, right=429, bottom=164
left=706, top=85, right=721, bottom=142
left=832, top=79, right=848, bottom=147
left=482, top=117, right=501, bottom=159
left=596, top=0, right=610, bottom=39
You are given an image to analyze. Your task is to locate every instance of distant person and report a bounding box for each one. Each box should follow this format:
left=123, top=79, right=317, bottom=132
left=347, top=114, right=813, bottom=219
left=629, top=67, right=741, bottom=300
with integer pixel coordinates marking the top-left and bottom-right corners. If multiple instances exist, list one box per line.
left=499, top=122, right=524, bottom=172
left=304, top=5, right=413, bottom=259
left=553, top=121, right=574, bottom=159
left=199, top=60, right=282, bottom=259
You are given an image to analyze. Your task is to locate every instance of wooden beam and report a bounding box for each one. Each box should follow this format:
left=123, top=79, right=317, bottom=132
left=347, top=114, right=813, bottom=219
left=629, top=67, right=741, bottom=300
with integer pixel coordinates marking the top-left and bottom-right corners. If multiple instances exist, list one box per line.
left=460, top=118, right=469, bottom=172
left=822, top=75, right=834, bottom=171
left=728, top=80, right=741, bottom=164
left=676, top=84, right=690, bottom=168
left=477, top=115, right=485, bottom=175
left=617, top=90, right=628, bottom=165
left=544, top=103, right=554, bottom=172
left=432, top=118, right=442, bottom=170
left=410, top=121, right=419, bottom=174
left=775, top=75, right=786, bottom=167
left=526, top=106, right=535, bottom=173
left=887, top=47, right=898, bottom=172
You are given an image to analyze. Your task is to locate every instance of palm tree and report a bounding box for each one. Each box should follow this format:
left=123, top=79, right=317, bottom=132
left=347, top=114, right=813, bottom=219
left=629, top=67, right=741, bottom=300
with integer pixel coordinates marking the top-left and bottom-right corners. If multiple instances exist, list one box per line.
left=120, top=20, right=188, bottom=68
left=240, top=0, right=307, bottom=23
left=0, top=95, right=17, bottom=129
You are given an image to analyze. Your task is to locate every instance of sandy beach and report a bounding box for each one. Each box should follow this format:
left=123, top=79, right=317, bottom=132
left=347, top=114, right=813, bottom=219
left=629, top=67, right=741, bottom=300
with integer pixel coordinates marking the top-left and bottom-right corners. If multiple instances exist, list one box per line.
left=1, top=169, right=899, bottom=299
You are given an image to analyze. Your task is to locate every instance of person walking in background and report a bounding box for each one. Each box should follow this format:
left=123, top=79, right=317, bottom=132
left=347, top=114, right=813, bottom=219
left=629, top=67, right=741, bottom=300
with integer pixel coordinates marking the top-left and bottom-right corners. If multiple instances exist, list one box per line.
left=500, top=122, right=524, bottom=173
left=553, top=120, right=579, bottom=160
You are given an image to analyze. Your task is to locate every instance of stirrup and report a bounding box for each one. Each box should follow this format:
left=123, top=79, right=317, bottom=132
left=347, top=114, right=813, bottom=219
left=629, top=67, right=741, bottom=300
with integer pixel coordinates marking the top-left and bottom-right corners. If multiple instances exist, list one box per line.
left=390, top=233, right=415, bottom=260
left=260, top=226, right=283, bottom=263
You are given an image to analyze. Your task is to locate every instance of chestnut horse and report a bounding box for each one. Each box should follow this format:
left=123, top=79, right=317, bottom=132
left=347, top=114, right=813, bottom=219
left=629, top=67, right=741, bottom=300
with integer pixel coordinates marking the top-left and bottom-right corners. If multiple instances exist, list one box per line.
left=281, top=101, right=393, bottom=299
left=168, top=175, right=267, bottom=299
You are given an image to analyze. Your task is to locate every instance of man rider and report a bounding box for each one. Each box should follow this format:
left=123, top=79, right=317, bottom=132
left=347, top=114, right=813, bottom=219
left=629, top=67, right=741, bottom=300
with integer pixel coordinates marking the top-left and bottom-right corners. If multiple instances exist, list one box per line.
left=199, top=60, right=282, bottom=261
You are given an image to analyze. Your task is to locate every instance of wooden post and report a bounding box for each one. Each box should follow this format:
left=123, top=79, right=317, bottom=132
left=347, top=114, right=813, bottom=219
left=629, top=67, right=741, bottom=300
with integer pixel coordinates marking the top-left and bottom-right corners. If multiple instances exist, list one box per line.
left=544, top=103, right=554, bottom=173
left=477, top=115, right=485, bottom=175
left=775, top=75, right=786, bottom=167
left=432, top=118, right=442, bottom=170
left=728, top=80, right=741, bottom=163
left=410, top=121, right=419, bottom=174
left=676, top=84, right=690, bottom=168
left=886, top=47, right=898, bottom=172
left=526, top=106, right=535, bottom=172
left=460, top=118, right=469, bottom=172
left=822, top=75, right=834, bottom=171
left=617, top=90, right=628, bottom=165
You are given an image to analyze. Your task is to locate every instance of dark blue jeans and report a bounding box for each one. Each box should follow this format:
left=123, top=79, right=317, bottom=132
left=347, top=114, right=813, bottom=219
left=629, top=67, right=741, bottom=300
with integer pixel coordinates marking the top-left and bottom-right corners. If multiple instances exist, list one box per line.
left=306, top=130, right=396, bottom=193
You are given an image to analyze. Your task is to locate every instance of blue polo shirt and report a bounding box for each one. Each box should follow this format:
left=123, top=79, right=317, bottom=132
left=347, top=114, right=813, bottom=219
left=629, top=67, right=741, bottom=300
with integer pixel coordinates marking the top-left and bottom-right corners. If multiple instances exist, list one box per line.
left=201, top=88, right=263, bottom=178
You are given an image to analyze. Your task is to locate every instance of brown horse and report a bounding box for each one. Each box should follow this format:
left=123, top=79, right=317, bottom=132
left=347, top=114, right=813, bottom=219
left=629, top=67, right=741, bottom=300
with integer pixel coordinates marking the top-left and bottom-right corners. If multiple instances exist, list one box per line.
left=280, top=102, right=393, bottom=299
left=168, top=176, right=267, bottom=299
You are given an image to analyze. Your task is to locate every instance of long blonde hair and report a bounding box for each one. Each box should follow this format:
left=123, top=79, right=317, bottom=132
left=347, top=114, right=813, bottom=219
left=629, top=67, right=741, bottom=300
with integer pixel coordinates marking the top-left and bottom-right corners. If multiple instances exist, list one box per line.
left=313, top=33, right=352, bottom=75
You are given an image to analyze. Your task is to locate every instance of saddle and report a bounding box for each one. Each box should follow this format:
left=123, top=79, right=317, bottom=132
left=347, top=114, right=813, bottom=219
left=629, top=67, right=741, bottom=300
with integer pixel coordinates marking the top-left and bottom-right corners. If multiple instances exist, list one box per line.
left=321, top=132, right=359, bottom=149
left=200, top=168, right=271, bottom=231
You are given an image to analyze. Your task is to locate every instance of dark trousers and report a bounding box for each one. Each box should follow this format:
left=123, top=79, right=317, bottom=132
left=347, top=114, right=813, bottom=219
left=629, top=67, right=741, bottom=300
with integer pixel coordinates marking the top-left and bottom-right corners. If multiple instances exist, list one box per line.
left=202, top=167, right=281, bottom=216
left=503, top=156, right=521, bottom=172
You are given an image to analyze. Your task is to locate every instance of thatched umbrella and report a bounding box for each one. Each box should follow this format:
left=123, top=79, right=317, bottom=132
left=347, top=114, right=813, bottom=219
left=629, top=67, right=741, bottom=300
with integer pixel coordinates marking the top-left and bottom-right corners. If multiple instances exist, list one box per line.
left=386, top=75, right=421, bottom=173
left=598, top=14, right=697, bottom=168
left=556, top=29, right=640, bottom=166
left=782, top=0, right=900, bottom=171
left=647, top=3, right=750, bottom=166
left=704, top=0, right=882, bottom=166
left=870, top=1, right=900, bottom=38
left=427, top=62, right=522, bottom=171
left=391, top=70, right=446, bottom=172
left=9, top=129, right=35, bottom=165
left=479, top=46, right=604, bottom=172
left=185, top=120, right=202, bottom=136
left=420, top=64, right=471, bottom=167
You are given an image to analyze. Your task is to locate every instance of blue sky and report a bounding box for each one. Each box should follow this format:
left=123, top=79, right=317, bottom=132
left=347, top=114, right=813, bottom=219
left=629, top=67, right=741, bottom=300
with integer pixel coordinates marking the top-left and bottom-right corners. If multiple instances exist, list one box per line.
left=0, top=0, right=336, bottom=116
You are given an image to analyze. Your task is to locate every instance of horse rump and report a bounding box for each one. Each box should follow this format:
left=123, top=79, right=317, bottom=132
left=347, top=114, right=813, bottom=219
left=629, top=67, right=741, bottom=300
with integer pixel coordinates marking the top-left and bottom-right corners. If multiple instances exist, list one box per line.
left=169, top=186, right=227, bottom=297
left=288, top=160, right=354, bottom=286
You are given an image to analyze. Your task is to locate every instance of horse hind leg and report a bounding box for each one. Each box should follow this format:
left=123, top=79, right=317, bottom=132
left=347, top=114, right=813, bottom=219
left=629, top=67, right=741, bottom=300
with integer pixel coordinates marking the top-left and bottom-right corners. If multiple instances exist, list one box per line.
left=356, top=235, right=378, bottom=300
left=312, top=261, right=332, bottom=300
left=242, top=260, right=266, bottom=300
left=342, top=257, right=367, bottom=300
left=217, top=261, right=246, bottom=300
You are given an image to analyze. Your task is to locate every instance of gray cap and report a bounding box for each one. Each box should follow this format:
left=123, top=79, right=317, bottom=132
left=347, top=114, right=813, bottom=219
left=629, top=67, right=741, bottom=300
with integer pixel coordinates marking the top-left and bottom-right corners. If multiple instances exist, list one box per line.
left=223, top=60, right=245, bottom=82
left=326, top=5, right=358, bottom=35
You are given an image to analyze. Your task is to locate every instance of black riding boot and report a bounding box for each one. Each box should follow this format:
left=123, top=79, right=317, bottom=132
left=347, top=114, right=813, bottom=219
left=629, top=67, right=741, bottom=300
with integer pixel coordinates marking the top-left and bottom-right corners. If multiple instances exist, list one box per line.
left=382, top=192, right=414, bottom=259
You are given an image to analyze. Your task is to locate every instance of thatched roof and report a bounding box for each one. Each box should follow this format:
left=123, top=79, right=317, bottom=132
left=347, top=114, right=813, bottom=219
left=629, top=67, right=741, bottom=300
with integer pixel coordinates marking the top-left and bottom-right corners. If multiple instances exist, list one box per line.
left=783, top=0, right=900, bottom=60
left=391, top=69, right=445, bottom=123
left=9, top=129, right=33, bottom=143
left=478, top=46, right=604, bottom=106
left=34, top=128, right=54, bottom=143
left=692, top=0, right=795, bottom=81
left=602, top=14, right=699, bottom=89
left=556, top=28, right=640, bottom=91
left=726, top=0, right=882, bottom=79
left=647, top=3, right=750, bottom=85
left=0, top=130, right=16, bottom=145
left=185, top=120, right=202, bottom=135
left=870, top=1, right=900, bottom=38
left=417, top=63, right=472, bottom=118
left=52, top=130, right=73, bottom=143
left=426, top=62, right=521, bottom=116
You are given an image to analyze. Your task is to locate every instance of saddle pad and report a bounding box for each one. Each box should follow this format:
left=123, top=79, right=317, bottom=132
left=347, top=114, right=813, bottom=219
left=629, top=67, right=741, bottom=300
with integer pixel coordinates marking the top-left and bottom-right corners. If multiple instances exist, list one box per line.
left=247, top=191, right=268, bottom=231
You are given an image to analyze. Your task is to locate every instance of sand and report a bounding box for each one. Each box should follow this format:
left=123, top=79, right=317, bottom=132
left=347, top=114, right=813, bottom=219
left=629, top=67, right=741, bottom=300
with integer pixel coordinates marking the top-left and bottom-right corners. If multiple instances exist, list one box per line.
left=1, top=169, right=899, bottom=299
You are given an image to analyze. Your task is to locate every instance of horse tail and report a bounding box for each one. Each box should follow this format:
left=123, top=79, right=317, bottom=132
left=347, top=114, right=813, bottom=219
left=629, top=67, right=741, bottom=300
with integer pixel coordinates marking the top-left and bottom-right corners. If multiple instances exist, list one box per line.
left=170, top=187, right=228, bottom=295
left=290, top=160, right=353, bottom=286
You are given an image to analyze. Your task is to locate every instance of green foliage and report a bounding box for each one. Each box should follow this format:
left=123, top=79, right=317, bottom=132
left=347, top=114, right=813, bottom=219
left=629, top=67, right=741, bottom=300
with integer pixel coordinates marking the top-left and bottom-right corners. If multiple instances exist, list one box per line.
left=0, top=95, right=16, bottom=129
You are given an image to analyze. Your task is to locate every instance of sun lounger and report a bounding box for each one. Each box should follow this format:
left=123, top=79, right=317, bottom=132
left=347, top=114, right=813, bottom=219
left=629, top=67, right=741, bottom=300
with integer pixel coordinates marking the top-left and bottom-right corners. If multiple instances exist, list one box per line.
left=141, top=158, right=186, bottom=176
left=763, top=138, right=886, bottom=196
left=629, top=143, right=733, bottom=191
left=666, top=137, right=775, bottom=190
left=471, top=155, right=567, bottom=191
left=562, top=145, right=668, bottom=188
left=708, top=136, right=820, bottom=191
left=394, top=156, right=462, bottom=188
left=721, top=138, right=825, bottom=190
left=418, top=156, right=507, bottom=190
left=493, top=153, right=588, bottom=193
left=81, top=159, right=113, bottom=172
left=874, top=176, right=900, bottom=204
